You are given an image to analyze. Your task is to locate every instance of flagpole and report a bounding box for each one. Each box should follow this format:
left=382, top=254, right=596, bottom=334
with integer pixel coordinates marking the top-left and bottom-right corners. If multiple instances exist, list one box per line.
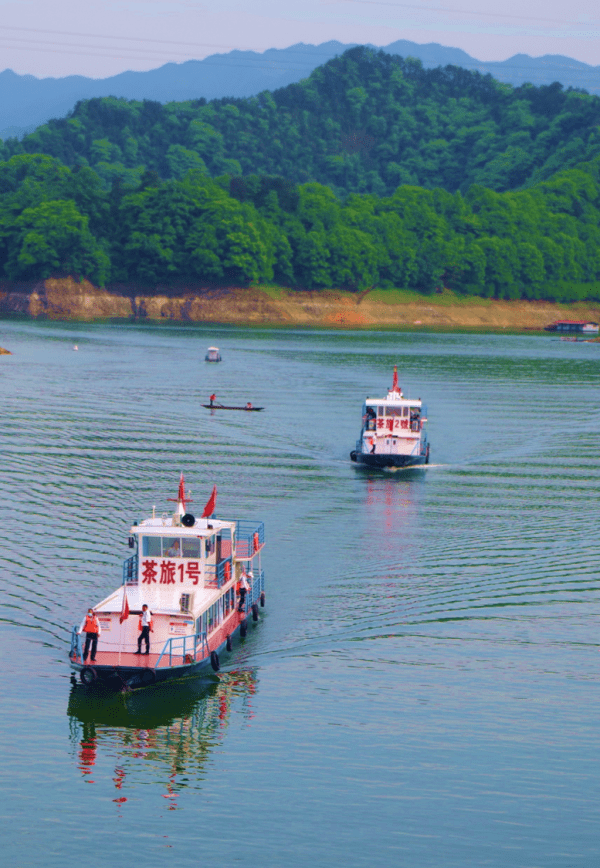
left=119, top=586, right=130, bottom=665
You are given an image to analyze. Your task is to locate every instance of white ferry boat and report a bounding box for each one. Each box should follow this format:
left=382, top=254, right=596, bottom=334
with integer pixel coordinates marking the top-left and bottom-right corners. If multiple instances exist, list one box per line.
left=69, top=475, right=265, bottom=690
left=350, top=366, right=430, bottom=468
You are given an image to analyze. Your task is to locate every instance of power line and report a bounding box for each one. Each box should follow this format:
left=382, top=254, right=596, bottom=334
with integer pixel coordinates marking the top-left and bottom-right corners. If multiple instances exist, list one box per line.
left=0, top=36, right=202, bottom=61
left=335, top=0, right=598, bottom=27
left=0, top=25, right=258, bottom=52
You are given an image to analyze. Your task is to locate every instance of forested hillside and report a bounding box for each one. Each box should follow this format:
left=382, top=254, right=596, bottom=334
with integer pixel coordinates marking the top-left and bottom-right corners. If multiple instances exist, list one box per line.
left=1, top=150, right=600, bottom=301
left=4, top=47, right=600, bottom=198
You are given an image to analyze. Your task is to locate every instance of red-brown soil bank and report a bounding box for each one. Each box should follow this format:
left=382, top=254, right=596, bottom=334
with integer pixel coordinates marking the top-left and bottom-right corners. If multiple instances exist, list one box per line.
left=1, top=278, right=599, bottom=331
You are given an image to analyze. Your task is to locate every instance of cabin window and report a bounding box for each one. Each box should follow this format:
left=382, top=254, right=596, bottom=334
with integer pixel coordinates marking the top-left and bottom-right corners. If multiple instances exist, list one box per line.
left=205, top=537, right=215, bottom=557
left=182, top=537, right=201, bottom=558
left=142, top=537, right=162, bottom=557
left=163, top=537, right=182, bottom=558
left=377, top=406, right=384, bottom=416
left=207, top=602, right=221, bottom=633
left=386, top=407, right=403, bottom=417
left=403, top=406, right=409, bottom=417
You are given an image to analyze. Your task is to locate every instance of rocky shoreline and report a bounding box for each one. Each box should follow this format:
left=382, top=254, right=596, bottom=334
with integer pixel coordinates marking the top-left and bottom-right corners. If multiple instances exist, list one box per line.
left=1, top=277, right=599, bottom=331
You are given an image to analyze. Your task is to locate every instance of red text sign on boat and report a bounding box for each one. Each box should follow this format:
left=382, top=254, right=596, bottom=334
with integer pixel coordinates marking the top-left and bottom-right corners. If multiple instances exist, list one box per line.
left=141, top=559, right=201, bottom=585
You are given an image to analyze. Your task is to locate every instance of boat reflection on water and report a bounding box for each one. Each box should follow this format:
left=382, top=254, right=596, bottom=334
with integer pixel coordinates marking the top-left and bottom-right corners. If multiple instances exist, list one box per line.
left=67, top=669, right=257, bottom=812
left=363, top=472, right=425, bottom=537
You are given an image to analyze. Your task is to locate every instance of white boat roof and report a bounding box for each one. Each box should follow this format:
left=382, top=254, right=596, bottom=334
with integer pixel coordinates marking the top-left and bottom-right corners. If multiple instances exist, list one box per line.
left=366, top=391, right=422, bottom=407
left=131, top=516, right=234, bottom=537
left=207, top=346, right=219, bottom=351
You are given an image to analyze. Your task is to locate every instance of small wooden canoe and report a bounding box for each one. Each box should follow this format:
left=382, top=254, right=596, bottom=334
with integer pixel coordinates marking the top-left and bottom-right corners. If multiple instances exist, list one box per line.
left=202, top=404, right=264, bottom=411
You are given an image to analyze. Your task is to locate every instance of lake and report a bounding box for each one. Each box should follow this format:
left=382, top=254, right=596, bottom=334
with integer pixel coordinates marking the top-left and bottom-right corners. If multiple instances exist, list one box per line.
left=1, top=320, right=599, bottom=867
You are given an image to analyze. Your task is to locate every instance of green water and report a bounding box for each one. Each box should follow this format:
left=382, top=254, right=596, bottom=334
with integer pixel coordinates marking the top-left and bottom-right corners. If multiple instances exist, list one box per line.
left=1, top=320, right=599, bottom=867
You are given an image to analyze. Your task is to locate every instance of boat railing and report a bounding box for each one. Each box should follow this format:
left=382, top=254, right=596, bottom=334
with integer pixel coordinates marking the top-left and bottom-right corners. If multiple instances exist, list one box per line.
left=155, top=631, right=210, bottom=669
left=239, top=570, right=265, bottom=614
left=122, top=553, right=139, bottom=586
left=235, top=520, right=265, bottom=559
left=70, top=626, right=84, bottom=664
left=205, top=556, right=232, bottom=589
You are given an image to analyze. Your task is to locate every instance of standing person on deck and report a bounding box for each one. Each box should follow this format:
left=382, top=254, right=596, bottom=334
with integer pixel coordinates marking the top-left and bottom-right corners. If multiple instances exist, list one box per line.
left=136, top=604, right=153, bottom=655
left=209, top=393, right=216, bottom=407
left=79, top=608, right=101, bottom=663
left=237, top=570, right=251, bottom=612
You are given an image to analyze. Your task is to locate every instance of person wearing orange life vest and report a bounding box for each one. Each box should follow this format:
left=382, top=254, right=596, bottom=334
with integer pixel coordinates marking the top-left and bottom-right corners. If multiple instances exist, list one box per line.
left=135, top=604, right=153, bottom=655
left=78, top=608, right=101, bottom=663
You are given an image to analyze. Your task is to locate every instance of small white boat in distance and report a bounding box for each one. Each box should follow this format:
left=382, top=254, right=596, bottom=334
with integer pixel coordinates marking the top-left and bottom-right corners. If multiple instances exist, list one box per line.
left=350, top=366, right=430, bottom=468
left=205, top=346, right=221, bottom=362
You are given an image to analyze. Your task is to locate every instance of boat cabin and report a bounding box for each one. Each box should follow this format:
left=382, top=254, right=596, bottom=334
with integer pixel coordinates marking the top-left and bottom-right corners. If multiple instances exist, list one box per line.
left=91, top=508, right=263, bottom=657
left=361, top=396, right=427, bottom=458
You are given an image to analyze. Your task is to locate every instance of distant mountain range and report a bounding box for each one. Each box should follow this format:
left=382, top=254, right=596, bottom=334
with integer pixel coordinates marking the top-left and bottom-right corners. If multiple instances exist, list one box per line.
left=2, top=39, right=600, bottom=141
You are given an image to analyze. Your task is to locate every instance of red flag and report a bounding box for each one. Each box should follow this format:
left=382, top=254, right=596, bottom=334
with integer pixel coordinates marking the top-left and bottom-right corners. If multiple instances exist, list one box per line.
left=202, top=485, right=217, bottom=518
left=120, top=588, right=130, bottom=624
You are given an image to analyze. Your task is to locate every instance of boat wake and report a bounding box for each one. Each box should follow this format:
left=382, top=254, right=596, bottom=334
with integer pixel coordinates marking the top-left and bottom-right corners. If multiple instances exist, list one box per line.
left=382, top=463, right=446, bottom=472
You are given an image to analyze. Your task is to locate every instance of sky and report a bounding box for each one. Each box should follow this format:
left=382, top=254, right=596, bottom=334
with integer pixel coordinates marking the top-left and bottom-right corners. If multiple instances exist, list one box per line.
left=0, top=0, right=599, bottom=79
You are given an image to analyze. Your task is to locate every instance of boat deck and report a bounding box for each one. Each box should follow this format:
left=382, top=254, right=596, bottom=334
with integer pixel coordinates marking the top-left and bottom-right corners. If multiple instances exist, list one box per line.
left=72, top=651, right=171, bottom=670
left=71, top=612, right=251, bottom=671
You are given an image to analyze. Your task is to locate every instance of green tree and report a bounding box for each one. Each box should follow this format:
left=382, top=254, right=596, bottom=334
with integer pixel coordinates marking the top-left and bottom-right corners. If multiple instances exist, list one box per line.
left=5, top=200, right=109, bottom=283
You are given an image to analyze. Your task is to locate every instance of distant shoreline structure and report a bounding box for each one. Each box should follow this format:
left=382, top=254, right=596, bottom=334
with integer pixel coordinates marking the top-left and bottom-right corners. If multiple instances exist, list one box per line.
left=1, top=278, right=600, bottom=333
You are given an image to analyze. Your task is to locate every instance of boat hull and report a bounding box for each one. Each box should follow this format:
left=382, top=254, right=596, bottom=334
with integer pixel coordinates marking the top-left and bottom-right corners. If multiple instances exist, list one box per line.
left=350, top=450, right=428, bottom=468
left=202, top=405, right=263, bottom=411
left=70, top=612, right=256, bottom=690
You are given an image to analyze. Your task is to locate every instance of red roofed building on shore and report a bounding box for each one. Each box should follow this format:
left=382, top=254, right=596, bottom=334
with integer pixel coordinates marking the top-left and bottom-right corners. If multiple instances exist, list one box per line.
left=544, top=320, right=599, bottom=334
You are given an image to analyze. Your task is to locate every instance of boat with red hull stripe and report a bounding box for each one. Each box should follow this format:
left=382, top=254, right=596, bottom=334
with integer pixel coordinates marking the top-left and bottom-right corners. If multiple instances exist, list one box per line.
left=350, top=366, right=430, bottom=469
left=69, top=474, right=265, bottom=690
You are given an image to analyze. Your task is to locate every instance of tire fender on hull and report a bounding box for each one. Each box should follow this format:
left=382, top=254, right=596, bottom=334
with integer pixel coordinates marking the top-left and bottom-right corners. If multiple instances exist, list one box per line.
left=210, top=650, right=220, bottom=672
left=80, top=666, right=96, bottom=686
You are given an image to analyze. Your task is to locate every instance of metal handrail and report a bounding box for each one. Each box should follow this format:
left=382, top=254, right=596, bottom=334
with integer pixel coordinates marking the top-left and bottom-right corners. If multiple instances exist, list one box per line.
left=155, top=631, right=209, bottom=668
left=205, top=556, right=232, bottom=589
left=122, top=553, right=138, bottom=585
left=238, top=570, right=265, bottom=614
left=235, top=520, right=265, bottom=559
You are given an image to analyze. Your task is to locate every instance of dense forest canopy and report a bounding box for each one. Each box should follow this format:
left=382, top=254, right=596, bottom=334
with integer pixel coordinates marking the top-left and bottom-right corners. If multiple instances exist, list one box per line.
left=1, top=149, right=600, bottom=302
left=3, top=47, right=600, bottom=199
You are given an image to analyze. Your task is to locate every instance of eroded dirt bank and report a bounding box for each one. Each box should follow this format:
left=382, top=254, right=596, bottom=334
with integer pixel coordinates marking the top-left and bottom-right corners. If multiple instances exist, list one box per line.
left=1, top=278, right=599, bottom=331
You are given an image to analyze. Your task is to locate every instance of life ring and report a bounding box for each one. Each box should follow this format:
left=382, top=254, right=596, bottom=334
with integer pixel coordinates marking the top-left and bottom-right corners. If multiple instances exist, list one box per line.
left=253, top=531, right=259, bottom=553
left=260, top=591, right=266, bottom=607
left=210, top=650, right=220, bottom=672
left=251, top=603, right=259, bottom=622
left=224, top=560, right=231, bottom=582
left=80, top=666, right=96, bottom=686
left=226, top=635, right=232, bottom=652
left=140, top=668, right=156, bottom=685
left=240, top=619, right=248, bottom=638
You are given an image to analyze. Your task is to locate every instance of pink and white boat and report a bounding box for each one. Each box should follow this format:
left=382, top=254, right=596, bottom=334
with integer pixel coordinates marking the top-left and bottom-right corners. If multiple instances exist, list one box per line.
left=69, top=475, right=265, bottom=689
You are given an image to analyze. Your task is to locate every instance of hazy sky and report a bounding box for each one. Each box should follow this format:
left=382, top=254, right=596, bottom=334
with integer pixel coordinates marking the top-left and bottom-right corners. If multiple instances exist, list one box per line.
left=1, top=0, right=599, bottom=79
